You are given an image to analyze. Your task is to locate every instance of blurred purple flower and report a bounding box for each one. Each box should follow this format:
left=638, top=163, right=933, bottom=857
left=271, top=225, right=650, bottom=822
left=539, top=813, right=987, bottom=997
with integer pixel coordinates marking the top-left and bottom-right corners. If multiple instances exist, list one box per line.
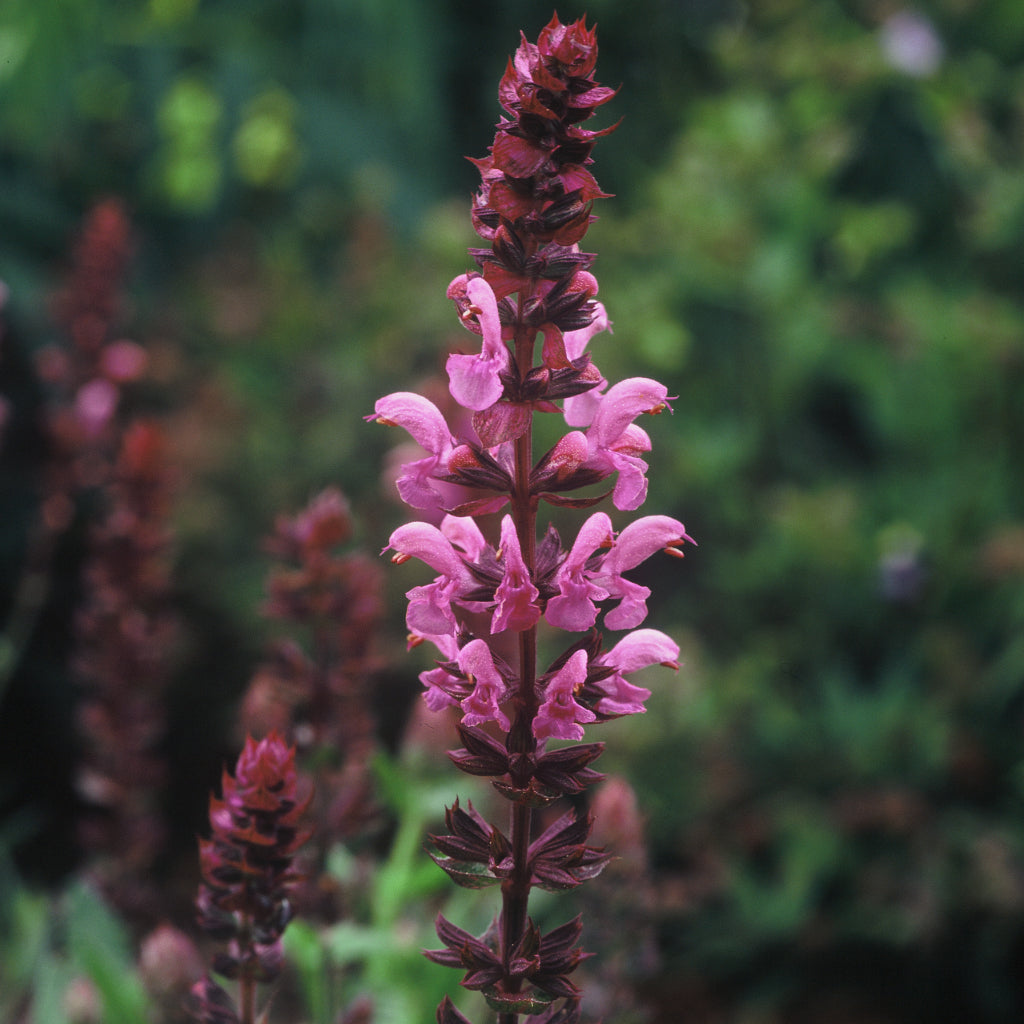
left=880, top=10, right=943, bottom=77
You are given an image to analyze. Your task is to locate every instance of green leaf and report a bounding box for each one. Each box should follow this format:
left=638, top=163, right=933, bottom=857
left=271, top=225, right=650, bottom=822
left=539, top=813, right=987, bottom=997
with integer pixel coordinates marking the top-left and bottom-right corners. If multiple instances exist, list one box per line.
left=429, top=854, right=503, bottom=889
left=483, top=986, right=554, bottom=1015
left=282, top=921, right=330, bottom=1024
left=324, top=921, right=395, bottom=967
left=66, top=881, right=151, bottom=1024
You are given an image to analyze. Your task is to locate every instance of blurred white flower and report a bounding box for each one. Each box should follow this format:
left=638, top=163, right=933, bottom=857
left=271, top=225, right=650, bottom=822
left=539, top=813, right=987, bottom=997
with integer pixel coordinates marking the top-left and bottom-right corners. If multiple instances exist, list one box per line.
left=880, top=9, right=944, bottom=77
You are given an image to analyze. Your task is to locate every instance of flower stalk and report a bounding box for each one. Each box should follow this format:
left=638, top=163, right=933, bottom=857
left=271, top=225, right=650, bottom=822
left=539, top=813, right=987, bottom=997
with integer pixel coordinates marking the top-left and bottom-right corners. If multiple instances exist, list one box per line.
left=371, top=15, right=692, bottom=1023
left=190, top=733, right=312, bottom=1024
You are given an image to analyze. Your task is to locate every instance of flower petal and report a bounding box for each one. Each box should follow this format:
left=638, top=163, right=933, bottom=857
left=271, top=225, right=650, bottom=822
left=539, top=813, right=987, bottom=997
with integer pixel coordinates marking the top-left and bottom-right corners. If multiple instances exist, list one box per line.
left=602, top=628, right=680, bottom=673
left=593, top=628, right=680, bottom=716
left=447, top=352, right=507, bottom=412
left=457, top=639, right=512, bottom=730
left=544, top=512, right=613, bottom=631
left=447, top=277, right=510, bottom=412
left=491, top=515, right=541, bottom=633
left=440, top=514, right=488, bottom=561
left=370, top=392, right=454, bottom=455
left=602, top=516, right=692, bottom=574
left=588, top=377, right=670, bottom=447
left=387, top=522, right=469, bottom=581
left=370, top=393, right=456, bottom=508
left=534, top=650, right=596, bottom=741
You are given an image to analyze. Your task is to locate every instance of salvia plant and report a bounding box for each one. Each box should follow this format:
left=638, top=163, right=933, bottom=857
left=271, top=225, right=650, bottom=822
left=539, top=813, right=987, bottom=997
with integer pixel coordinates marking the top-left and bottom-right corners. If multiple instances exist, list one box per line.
left=369, top=14, right=693, bottom=1024
left=191, top=731, right=312, bottom=1024
left=241, top=487, right=383, bottom=849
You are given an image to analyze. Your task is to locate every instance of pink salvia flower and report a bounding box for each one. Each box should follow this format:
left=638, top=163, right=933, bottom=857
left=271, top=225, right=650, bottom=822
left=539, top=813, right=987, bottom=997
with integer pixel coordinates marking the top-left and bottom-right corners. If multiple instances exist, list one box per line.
left=598, top=515, right=694, bottom=630
left=581, top=377, right=673, bottom=510
left=386, top=521, right=476, bottom=635
left=457, top=638, right=512, bottom=730
left=446, top=276, right=510, bottom=411
left=535, top=649, right=596, bottom=741
left=544, top=511, right=614, bottom=631
left=368, top=392, right=456, bottom=508
left=491, top=514, right=541, bottom=633
left=592, top=629, right=681, bottom=716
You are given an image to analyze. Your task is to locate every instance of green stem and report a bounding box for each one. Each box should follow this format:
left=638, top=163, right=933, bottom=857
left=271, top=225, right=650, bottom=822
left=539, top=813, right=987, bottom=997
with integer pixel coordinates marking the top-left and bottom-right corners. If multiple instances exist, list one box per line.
left=238, top=913, right=257, bottom=1024
left=0, top=518, right=59, bottom=706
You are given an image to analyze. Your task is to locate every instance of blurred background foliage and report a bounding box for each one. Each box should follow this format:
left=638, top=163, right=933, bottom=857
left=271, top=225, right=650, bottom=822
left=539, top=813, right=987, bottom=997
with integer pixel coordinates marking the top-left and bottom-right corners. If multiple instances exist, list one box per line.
left=2, top=0, right=1024, bottom=1021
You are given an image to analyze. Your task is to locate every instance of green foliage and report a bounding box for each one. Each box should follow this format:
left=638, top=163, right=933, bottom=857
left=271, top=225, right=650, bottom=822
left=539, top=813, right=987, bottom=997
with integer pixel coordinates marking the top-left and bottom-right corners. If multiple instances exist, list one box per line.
left=580, top=3, right=1024, bottom=1016
left=284, top=753, right=490, bottom=1024
left=0, top=852, right=151, bottom=1024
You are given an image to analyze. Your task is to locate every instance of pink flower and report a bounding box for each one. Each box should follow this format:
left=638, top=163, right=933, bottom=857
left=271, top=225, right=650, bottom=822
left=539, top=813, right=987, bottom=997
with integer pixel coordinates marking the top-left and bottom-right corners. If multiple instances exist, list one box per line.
left=418, top=633, right=462, bottom=712
left=386, top=521, right=476, bottom=635
left=457, top=639, right=512, bottom=730
left=544, top=512, right=614, bottom=631
left=101, top=339, right=148, bottom=382
left=584, top=378, right=671, bottom=510
left=534, top=650, right=596, bottom=742
left=446, top=276, right=511, bottom=411
left=491, top=515, right=541, bottom=633
left=368, top=392, right=456, bottom=508
left=562, top=302, right=611, bottom=425
left=597, top=515, right=694, bottom=630
left=75, top=377, right=119, bottom=434
left=592, top=629, right=679, bottom=716
left=439, top=513, right=488, bottom=561
left=556, top=377, right=673, bottom=510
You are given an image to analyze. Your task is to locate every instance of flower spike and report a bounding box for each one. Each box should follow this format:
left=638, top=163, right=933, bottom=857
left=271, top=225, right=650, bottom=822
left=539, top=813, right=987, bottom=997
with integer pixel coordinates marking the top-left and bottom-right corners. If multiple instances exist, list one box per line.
left=371, top=15, right=693, bottom=1022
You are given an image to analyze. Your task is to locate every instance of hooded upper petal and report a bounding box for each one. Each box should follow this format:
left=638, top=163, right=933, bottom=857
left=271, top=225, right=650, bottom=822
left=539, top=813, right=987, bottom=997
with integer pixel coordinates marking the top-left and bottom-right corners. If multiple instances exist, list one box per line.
left=601, top=516, right=693, bottom=574
left=447, top=277, right=511, bottom=412
left=544, top=512, right=613, bottom=631
left=386, top=521, right=472, bottom=582
left=369, top=393, right=456, bottom=508
left=370, top=392, right=455, bottom=454
left=588, top=378, right=670, bottom=448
